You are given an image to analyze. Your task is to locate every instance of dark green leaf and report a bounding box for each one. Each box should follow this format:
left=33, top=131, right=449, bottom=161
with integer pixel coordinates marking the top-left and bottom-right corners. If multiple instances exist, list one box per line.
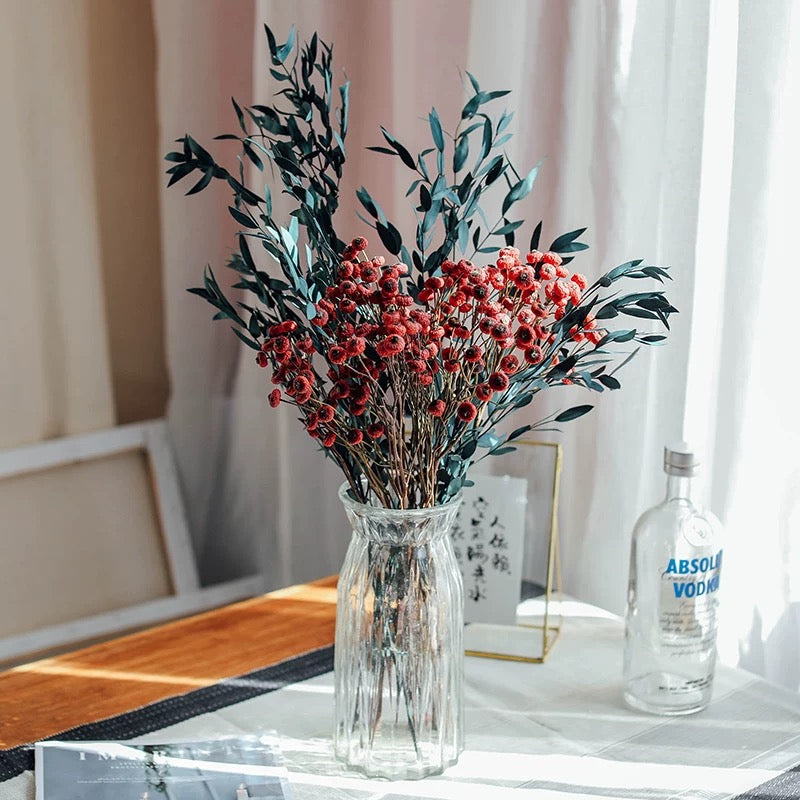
left=453, top=135, right=469, bottom=172
left=243, top=142, right=264, bottom=170
left=507, top=425, right=531, bottom=441
left=380, top=126, right=416, bottom=170
left=231, top=97, right=246, bottom=133
left=231, top=327, right=260, bottom=350
left=356, top=186, right=378, bottom=218
left=502, top=161, right=541, bottom=214
left=462, top=89, right=511, bottom=119
left=555, top=405, right=593, bottom=423
left=229, top=206, right=258, bottom=229
left=598, top=374, right=621, bottom=390
left=493, top=220, right=523, bottom=236
left=265, top=24, right=278, bottom=61
left=485, top=156, right=504, bottom=185
left=549, top=227, right=587, bottom=252
left=619, top=307, right=658, bottom=319
left=429, top=108, right=445, bottom=151
left=529, top=221, right=542, bottom=251
left=376, top=220, right=402, bottom=255
left=480, top=118, right=493, bottom=161
left=460, top=440, right=478, bottom=459
left=185, top=169, right=213, bottom=195
left=595, top=304, right=619, bottom=320
left=419, top=184, right=432, bottom=211
left=276, top=25, right=296, bottom=63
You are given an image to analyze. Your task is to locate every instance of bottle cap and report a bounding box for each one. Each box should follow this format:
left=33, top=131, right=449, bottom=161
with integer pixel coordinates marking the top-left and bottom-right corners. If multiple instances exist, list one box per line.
left=663, top=441, right=699, bottom=476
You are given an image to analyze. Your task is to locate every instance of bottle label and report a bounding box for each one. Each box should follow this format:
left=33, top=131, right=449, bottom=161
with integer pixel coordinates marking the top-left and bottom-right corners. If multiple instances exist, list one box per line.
left=658, top=549, right=722, bottom=661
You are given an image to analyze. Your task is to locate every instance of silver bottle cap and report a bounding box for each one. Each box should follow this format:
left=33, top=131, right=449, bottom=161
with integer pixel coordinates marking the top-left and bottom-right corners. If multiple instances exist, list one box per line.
left=663, top=441, right=699, bottom=476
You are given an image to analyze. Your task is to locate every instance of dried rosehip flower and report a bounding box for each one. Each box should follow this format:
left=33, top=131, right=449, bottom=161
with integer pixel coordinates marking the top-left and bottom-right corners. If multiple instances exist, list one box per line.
left=542, top=251, right=562, bottom=266
left=428, top=399, right=446, bottom=417
left=526, top=250, right=543, bottom=264
left=317, top=404, right=335, bottom=423
left=346, top=429, right=364, bottom=445
left=476, top=384, right=493, bottom=402
left=524, top=345, right=544, bottom=365
left=328, top=346, right=347, bottom=364
left=500, top=354, right=520, bottom=374
left=515, top=325, right=536, bottom=349
left=367, top=422, right=385, bottom=439
left=464, top=345, right=483, bottom=363
left=488, top=372, right=510, bottom=391
left=456, top=401, right=477, bottom=423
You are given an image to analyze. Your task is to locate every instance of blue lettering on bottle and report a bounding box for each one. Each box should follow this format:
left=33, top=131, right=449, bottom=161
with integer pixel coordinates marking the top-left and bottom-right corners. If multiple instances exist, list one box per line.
left=668, top=549, right=723, bottom=597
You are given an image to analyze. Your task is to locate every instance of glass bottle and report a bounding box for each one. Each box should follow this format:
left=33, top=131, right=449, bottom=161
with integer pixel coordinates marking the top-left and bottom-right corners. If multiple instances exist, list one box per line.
left=623, top=442, right=723, bottom=715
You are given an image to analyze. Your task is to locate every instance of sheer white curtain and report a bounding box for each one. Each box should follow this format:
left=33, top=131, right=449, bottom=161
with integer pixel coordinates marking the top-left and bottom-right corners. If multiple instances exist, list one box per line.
left=154, top=0, right=799, bottom=688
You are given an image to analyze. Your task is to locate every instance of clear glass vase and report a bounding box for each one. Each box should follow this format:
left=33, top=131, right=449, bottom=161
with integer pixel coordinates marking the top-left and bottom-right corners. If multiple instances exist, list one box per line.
left=333, top=484, right=464, bottom=780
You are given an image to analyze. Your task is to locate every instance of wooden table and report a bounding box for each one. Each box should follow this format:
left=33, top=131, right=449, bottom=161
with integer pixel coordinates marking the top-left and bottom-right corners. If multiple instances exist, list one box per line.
left=4, top=578, right=800, bottom=800
left=0, top=576, right=338, bottom=749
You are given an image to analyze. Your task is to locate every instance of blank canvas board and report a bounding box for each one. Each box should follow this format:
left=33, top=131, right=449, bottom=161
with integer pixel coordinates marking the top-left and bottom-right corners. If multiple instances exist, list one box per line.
left=0, top=449, right=173, bottom=638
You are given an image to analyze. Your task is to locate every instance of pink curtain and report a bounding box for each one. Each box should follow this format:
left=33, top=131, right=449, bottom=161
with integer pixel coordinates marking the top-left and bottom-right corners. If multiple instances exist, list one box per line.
left=153, top=0, right=800, bottom=689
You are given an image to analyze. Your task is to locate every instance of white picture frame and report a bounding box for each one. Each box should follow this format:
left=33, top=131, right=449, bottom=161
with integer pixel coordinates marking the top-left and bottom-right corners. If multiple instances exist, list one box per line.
left=0, top=420, right=264, bottom=664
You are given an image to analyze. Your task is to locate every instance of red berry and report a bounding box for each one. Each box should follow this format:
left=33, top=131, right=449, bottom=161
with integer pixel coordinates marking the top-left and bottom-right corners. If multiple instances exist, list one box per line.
left=456, top=401, right=477, bottom=423
left=524, top=346, right=544, bottom=365
left=500, top=354, right=520, bottom=374
left=515, top=325, right=536, bottom=349
left=464, top=345, right=483, bottom=363
left=367, top=422, right=385, bottom=439
left=428, top=399, right=446, bottom=417
left=328, top=346, right=347, bottom=364
left=346, top=429, right=364, bottom=445
left=317, top=404, right=335, bottom=423
left=360, top=265, right=380, bottom=283
left=526, top=250, right=543, bottom=264
left=476, top=384, right=493, bottom=402
left=542, top=251, right=562, bottom=266
left=488, top=372, right=510, bottom=391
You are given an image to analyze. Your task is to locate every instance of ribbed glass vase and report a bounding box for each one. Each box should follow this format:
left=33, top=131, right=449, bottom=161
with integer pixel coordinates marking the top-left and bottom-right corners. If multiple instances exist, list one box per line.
left=333, top=484, right=464, bottom=780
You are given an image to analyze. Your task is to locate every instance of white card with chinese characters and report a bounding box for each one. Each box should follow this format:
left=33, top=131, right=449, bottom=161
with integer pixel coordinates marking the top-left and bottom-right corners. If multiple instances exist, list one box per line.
left=451, top=474, right=527, bottom=625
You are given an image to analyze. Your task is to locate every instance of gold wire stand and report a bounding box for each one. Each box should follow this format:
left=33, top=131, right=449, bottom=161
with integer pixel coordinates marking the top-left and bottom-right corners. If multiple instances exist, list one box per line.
left=465, top=440, right=563, bottom=664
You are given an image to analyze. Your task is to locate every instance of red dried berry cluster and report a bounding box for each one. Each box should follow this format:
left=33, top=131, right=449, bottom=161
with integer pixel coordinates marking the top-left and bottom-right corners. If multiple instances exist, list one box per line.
left=255, top=237, right=604, bottom=450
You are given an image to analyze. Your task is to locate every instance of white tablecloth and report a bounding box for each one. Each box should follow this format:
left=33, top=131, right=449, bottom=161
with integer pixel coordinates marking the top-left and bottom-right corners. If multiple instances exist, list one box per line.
left=4, top=600, right=799, bottom=800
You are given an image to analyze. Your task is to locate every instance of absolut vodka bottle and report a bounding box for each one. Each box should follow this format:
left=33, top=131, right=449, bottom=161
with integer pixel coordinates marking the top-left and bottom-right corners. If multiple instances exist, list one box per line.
left=623, top=443, right=722, bottom=715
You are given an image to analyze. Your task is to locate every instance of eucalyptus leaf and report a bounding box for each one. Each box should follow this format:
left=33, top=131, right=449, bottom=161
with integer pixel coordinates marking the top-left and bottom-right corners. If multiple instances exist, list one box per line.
left=429, top=108, right=445, bottom=151
left=554, top=405, right=593, bottom=423
left=229, top=206, right=258, bottom=229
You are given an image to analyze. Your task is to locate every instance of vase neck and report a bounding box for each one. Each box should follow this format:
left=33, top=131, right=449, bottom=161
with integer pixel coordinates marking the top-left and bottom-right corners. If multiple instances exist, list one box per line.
left=345, top=504, right=460, bottom=547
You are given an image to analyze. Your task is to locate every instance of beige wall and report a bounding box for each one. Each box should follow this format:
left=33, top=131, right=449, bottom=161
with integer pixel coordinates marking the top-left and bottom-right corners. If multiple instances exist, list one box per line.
left=0, top=0, right=167, bottom=450
left=87, top=0, right=169, bottom=424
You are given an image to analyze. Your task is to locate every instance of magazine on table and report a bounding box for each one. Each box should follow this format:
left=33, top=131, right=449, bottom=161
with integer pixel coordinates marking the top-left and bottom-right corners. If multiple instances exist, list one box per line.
left=35, top=734, right=292, bottom=799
